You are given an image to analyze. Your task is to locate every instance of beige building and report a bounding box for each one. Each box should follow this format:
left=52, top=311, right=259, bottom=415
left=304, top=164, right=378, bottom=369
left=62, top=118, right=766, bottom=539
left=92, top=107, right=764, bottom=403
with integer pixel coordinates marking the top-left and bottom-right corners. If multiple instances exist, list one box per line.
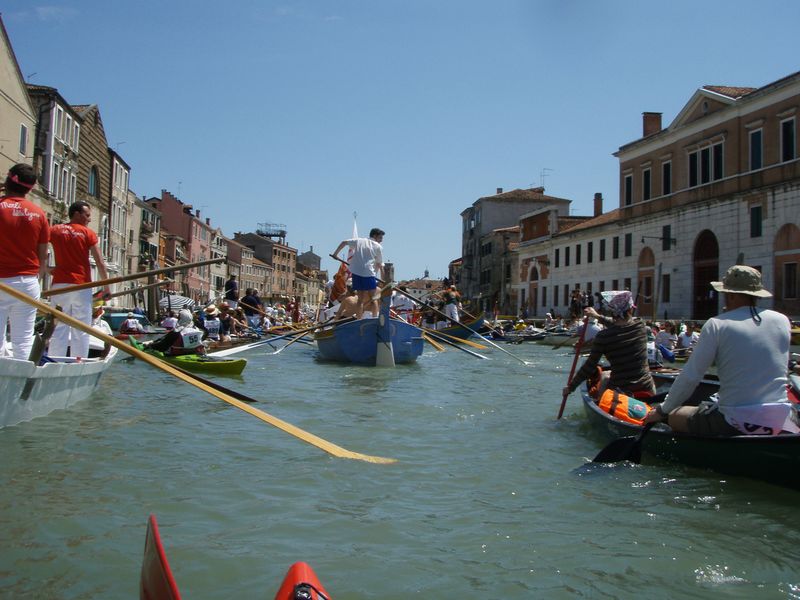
left=0, top=16, right=36, bottom=180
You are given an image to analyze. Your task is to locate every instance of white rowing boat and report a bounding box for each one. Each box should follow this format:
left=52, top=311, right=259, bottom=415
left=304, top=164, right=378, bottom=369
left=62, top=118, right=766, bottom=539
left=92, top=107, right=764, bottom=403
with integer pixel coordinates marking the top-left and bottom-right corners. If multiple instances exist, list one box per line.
left=0, top=347, right=118, bottom=428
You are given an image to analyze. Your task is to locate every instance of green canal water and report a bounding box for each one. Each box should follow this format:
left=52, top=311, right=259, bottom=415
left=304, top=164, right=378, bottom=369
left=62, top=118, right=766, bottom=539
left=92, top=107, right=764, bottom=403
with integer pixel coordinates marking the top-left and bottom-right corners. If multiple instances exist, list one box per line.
left=1, top=341, right=799, bottom=598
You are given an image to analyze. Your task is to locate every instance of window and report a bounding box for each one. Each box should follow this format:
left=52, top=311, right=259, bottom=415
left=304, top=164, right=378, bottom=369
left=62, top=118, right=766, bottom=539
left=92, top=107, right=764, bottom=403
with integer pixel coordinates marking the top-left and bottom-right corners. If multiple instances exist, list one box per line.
left=587, top=241, right=593, bottom=263
left=785, top=263, right=798, bottom=299
left=541, top=286, right=547, bottom=307
left=576, top=244, right=581, bottom=265
left=599, top=239, right=606, bottom=261
left=624, top=233, right=632, bottom=257
left=781, top=118, right=796, bottom=162
left=599, top=280, right=605, bottom=292
left=624, top=277, right=632, bottom=291
left=55, top=106, right=64, bottom=140
left=612, top=279, right=619, bottom=290
left=565, top=246, right=570, bottom=267
left=563, top=285, right=569, bottom=305
left=700, top=147, right=711, bottom=183
left=662, top=273, right=671, bottom=303
left=554, top=248, right=560, bottom=268
left=749, top=129, right=762, bottom=170
left=88, top=167, right=98, bottom=196
left=662, top=225, right=672, bottom=251
left=19, top=124, right=27, bottom=155
left=713, top=143, right=723, bottom=180
left=644, top=276, right=652, bottom=300
left=688, top=151, right=698, bottom=187
left=586, top=281, right=592, bottom=295
left=624, top=174, right=633, bottom=206
left=750, top=204, right=763, bottom=238
left=642, top=168, right=651, bottom=201
left=612, top=236, right=619, bottom=259
left=662, top=161, right=672, bottom=195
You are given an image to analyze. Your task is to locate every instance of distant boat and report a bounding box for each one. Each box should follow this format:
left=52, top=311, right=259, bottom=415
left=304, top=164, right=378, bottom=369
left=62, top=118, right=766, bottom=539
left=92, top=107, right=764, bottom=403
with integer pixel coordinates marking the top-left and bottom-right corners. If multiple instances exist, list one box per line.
left=315, top=287, right=424, bottom=366
left=435, top=314, right=484, bottom=340
left=0, top=348, right=118, bottom=429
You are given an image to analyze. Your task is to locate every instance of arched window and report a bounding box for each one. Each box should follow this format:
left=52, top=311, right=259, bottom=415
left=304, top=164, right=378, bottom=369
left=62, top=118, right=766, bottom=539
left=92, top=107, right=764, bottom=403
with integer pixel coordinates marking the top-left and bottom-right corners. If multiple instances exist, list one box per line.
left=88, top=167, right=98, bottom=196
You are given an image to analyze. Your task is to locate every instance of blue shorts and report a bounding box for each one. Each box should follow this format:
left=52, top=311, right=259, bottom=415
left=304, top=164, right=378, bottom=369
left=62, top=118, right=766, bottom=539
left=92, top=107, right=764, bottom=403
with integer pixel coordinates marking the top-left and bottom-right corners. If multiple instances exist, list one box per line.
left=352, top=274, right=377, bottom=291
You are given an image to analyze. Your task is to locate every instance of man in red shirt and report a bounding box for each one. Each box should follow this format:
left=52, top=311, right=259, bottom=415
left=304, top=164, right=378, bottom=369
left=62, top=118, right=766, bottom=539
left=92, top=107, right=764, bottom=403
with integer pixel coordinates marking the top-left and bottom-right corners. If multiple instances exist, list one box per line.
left=0, top=164, right=50, bottom=360
left=48, top=201, right=109, bottom=358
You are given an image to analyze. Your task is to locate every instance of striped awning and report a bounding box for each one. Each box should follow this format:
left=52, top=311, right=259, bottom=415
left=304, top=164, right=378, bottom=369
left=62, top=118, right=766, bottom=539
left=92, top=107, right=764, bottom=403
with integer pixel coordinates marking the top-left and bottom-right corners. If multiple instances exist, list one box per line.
left=158, top=294, right=196, bottom=310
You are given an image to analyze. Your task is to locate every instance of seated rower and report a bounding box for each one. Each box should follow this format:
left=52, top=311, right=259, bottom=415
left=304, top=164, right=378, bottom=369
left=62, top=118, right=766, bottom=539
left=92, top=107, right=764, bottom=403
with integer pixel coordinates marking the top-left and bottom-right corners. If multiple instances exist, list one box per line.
left=144, top=309, right=205, bottom=356
left=119, top=312, right=145, bottom=334
left=562, top=290, right=655, bottom=400
left=645, top=266, right=798, bottom=435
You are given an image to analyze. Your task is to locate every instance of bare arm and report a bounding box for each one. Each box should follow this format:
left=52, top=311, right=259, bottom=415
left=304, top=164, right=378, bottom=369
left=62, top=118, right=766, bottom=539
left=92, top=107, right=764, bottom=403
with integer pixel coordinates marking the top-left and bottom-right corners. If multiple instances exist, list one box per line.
left=38, top=244, right=49, bottom=280
left=331, top=241, right=348, bottom=259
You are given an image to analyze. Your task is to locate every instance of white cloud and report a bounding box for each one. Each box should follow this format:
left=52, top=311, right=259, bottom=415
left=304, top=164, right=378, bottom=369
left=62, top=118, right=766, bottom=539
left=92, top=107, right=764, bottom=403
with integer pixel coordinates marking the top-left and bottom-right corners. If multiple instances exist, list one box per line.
left=34, top=6, right=79, bottom=22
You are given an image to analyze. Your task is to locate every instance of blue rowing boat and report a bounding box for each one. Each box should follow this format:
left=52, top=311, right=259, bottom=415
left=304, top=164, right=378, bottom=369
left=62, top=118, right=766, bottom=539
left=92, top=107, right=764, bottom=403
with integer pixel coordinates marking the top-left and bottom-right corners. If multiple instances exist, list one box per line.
left=314, top=287, right=424, bottom=366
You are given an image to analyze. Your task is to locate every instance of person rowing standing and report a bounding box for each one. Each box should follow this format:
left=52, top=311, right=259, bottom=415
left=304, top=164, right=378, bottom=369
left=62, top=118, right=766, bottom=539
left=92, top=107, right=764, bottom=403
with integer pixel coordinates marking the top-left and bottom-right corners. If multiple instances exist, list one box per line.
left=331, top=227, right=384, bottom=319
left=0, top=164, right=50, bottom=360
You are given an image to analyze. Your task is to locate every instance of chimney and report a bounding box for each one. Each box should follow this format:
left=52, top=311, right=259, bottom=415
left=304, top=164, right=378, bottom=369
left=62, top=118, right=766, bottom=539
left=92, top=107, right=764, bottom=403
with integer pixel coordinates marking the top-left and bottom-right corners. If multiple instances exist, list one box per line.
left=593, top=192, right=603, bottom=217
left=642, top=112, right=662, bottom=137
left=195, top=209, right=200, bottom=217
left=205, top=217, right=210, bottom=225
left=496, top=187, right=503, bottom=195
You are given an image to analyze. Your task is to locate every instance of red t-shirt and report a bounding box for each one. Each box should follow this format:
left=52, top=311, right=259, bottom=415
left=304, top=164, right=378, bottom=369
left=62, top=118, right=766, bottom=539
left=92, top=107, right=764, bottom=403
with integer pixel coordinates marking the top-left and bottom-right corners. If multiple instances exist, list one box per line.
left=50, top=223, right=99, bottom=284
left=0, top=196, right=50, bottom=277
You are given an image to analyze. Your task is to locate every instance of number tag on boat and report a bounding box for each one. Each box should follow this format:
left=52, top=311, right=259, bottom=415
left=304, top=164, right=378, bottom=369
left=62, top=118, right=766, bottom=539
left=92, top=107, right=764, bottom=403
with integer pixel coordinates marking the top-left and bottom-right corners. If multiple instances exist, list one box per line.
left=598, top=389, right=652, bottom=425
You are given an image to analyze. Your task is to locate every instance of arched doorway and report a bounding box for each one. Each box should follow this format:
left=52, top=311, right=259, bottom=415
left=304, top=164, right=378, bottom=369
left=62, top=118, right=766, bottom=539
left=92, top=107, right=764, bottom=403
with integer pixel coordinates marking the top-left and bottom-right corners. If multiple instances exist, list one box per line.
left=693, top=230, right=719, bottom=320
left=528, top=267, right=539, bottom=317
left=637, top=247, right=655, bottom=319
left=774, top=223, right=800, bottom=316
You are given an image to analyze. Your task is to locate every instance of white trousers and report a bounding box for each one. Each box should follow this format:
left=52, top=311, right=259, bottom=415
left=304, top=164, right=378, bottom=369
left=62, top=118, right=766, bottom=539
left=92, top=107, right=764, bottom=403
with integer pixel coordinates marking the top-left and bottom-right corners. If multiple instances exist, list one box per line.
left=0, top=275, right=41, bottom=360
left=444, top=303, right=460, bottom=323
left=48, top=284, right=93, bottom=358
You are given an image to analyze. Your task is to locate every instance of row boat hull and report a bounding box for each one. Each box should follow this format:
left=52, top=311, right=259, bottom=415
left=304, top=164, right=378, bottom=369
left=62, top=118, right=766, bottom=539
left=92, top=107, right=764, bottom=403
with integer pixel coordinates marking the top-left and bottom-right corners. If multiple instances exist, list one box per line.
left=315, top=317, right=423, bottom=365
left=436, top=315, right=484, bottom=340
left=0, top=348, right=118, bottom=428
left=581, top=390, right=800, bottom=489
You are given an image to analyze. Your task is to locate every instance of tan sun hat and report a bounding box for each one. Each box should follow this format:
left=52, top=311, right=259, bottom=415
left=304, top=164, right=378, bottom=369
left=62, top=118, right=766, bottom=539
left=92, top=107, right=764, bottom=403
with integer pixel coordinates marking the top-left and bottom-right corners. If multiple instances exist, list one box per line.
left=710, top=265, right=772, bottom=298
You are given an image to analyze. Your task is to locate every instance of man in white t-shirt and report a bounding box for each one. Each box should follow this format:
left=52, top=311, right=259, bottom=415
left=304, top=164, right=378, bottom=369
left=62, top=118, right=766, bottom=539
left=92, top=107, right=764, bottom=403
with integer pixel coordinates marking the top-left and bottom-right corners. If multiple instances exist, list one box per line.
left=331, top=228, right=384, bottom=318
left=646, top=265, right=796, bottom=436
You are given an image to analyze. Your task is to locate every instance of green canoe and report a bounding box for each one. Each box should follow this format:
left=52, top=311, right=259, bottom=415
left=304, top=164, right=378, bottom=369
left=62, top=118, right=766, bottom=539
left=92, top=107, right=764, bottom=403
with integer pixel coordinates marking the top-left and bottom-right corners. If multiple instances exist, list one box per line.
left=129, top=337, right=247, bottom=376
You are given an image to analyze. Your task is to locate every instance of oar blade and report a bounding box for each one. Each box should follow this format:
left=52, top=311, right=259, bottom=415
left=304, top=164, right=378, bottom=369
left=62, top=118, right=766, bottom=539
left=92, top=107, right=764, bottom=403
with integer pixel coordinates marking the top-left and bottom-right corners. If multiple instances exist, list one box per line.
left=592, top=436, right=640, bottom=464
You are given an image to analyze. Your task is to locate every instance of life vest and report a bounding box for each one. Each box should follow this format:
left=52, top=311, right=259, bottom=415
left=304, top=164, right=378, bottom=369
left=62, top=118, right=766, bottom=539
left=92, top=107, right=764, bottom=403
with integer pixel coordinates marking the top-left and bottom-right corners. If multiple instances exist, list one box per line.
left=597, top=389, right=653, bottom=425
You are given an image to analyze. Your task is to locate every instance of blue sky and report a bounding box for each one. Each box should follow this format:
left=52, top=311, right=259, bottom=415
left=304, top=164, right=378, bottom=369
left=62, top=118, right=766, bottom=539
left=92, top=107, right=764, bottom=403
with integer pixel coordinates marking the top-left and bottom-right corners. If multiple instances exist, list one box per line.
left=4, top=1, right=800, bottom=280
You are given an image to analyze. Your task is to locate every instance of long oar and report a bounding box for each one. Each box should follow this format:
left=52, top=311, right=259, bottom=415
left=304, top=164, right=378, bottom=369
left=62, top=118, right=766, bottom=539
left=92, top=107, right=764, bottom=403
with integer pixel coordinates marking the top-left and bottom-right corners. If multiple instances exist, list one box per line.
left=106, top=279, right=173, bottom=300
left=422, top=328, right=489, bottom=350
left=41, top=258, right=225, bottom=298
left=0, top=282, right=395, bottom=464
left=421, top=332, right=445, bottom=352
left=269, top=330, right=313, bottom=355
left=424, top=330, right=489, bottom=360
left=392, top=286, right=531, bottom=366
left=557, top=315, right=589, bottom=419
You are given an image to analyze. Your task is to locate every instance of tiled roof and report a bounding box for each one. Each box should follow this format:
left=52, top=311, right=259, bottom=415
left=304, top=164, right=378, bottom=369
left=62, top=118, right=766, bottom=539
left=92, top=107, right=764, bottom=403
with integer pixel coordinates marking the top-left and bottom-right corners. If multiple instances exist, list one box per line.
left=702, top=85, right=757, bottom=99
left=477, top=187, right=570, bottom=203
left=556, top=208, right=621, bottom=234
left=493, top=225, right=520, bottom=234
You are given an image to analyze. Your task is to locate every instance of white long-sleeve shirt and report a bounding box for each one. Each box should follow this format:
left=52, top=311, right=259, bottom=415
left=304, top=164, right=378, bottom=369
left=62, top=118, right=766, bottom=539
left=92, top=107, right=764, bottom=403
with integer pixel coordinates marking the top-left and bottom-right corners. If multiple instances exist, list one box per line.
left=661, top=306, right=794, bottom=434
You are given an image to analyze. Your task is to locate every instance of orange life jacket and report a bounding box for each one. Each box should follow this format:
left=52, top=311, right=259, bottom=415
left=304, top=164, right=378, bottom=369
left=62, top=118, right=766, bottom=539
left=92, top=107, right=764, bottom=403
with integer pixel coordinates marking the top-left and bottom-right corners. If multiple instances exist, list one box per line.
left=598, top=389, right=653, bottom=425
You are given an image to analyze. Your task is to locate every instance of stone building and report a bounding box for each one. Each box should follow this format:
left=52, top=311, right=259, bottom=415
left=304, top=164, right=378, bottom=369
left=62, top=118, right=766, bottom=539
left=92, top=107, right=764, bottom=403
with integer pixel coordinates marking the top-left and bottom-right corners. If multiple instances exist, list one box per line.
left=233, top=231, right=297, bottom=302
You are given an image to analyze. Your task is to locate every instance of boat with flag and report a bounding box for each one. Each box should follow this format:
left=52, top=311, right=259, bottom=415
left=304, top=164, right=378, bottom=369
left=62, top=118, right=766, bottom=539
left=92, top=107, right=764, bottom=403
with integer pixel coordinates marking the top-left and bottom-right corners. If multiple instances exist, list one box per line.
left=315, top=285, right=424, bottom=366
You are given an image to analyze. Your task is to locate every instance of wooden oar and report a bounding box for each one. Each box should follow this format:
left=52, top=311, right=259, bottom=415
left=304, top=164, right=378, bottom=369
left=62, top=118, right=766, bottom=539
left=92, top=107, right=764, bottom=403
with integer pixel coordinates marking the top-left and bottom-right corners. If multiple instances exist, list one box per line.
left=421, top=327, right=489, bottom=350
left=551, top=334, right=578, bottom=350
left=41, top=257, right=224, bottom=298
left=0, top=282, right=395, bottom=465
left=592, top=423, right=655, bottom=464
left=421, top=332, right=445, bottom=352
left=424, top=330, right=489, bottom=360
left=557, top=315, right=589, bottom=419
left=269, top=330, right=313, bottom=355
left=106, top=279, right=173, bottom=300
left=391, top=286, right=531, bottom=366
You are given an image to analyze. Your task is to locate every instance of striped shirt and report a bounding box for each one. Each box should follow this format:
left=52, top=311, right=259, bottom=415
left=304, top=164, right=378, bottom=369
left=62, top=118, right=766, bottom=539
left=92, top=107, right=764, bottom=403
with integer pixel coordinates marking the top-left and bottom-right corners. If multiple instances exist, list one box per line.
left=568, top=317, right=655, bottom=395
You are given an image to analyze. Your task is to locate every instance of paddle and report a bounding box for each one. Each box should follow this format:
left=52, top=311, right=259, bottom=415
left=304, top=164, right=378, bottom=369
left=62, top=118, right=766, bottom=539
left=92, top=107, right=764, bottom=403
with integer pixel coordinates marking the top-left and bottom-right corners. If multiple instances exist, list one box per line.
left=551, top=334, right=579, bottom=350
left=592, top=422, right=655, bottom=464
left=0, top=282, right=395, bottom=465
left=557, top=315, right=589, bottom=419
left=41, top=257, right=224, bottom=298
left=104, top=279, right=174, bottom=300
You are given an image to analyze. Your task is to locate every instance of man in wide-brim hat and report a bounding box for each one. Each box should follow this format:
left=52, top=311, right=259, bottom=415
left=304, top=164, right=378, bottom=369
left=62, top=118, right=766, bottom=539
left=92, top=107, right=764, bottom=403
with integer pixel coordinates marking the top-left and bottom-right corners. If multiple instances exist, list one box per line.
left=646, top=265, right=796, bottom=435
